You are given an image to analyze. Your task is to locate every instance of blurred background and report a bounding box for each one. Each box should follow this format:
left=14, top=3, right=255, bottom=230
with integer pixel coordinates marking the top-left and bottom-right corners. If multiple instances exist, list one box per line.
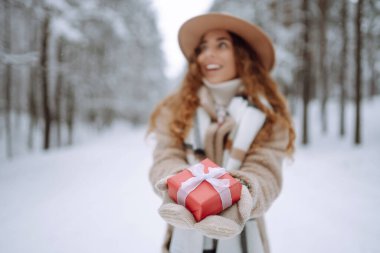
left=0, top=0, right=379, bottom=157
left=0, top=0, right=379, bottom=253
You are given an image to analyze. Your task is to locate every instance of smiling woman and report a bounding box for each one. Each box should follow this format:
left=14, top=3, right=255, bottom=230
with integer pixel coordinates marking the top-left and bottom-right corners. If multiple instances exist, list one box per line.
left=147, top=12, right=296, bottom=253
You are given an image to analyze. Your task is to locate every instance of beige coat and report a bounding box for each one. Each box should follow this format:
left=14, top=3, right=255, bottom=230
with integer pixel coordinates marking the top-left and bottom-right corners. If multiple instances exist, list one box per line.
left=149, top=94, right=290, bottom=253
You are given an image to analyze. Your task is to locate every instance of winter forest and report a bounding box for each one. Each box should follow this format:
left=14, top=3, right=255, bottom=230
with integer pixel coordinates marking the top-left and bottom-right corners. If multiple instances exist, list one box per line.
left=1, top=0, right=380, bottom=253
left=0, top=0, right=380, bottom=157
left=1, top=0, right=167, bottom=158
left=1, top=0, right=379, bottom=159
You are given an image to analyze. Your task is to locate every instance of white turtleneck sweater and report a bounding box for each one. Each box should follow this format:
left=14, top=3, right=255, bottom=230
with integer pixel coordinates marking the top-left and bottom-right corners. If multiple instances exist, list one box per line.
left=203, top=78, right=242, bottom=107
left=203, top=78, right=242, bottom=124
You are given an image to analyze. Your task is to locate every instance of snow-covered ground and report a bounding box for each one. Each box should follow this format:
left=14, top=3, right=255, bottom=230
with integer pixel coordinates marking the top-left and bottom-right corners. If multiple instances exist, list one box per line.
left=1, top=97, right=380, bottom=253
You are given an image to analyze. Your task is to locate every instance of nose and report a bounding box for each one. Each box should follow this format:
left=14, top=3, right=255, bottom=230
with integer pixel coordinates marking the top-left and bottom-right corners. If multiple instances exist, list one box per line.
left=203, top=47, right=215, bottom=58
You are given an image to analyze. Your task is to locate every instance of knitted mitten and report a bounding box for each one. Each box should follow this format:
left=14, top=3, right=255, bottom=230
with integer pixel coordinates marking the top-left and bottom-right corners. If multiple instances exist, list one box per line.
left=158, top=192, right=197, bottom=229
left=193, top=185, right=253, bottom=239
left=155, top=176, right=253, bottom=238
left=155, top=175, right=197, bottom=230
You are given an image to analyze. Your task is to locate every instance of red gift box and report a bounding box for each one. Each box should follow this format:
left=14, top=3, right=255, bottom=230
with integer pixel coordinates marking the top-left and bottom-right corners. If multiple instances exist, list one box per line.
left=167, top=158, right=242, bottom=222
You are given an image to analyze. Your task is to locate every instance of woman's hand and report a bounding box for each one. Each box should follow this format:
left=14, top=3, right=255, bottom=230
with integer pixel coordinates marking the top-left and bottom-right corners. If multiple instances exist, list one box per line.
left=194, top=185, right=253, bottom=239
left=156, top=177, right=253, bottom=239
left=156, top=175, right=197, bottom=229
left=158, top=191, right=198, bottom=229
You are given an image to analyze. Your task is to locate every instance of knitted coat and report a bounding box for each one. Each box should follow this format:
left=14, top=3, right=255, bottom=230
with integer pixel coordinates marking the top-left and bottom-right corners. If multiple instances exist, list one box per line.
left=149, top=87, right=290, bottom=253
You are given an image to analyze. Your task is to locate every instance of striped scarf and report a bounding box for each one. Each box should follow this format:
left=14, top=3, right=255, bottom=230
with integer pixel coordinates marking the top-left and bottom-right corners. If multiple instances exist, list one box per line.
left=184, top=86, right=268, bottom=171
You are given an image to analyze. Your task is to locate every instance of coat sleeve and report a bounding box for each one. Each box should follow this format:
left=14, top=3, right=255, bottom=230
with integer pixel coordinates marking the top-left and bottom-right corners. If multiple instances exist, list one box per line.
left=229, top=119, right=290, bottom=218
left=148, top=107, right=189, bottom=197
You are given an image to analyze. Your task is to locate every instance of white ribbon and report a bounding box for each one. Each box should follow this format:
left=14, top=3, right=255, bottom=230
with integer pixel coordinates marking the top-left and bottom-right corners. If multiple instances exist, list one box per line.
left=177, top=163, right=233, bottom=210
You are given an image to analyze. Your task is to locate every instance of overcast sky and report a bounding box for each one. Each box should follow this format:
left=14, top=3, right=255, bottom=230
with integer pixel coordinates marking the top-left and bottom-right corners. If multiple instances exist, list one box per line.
left=151, top=0, right=213, bottom=79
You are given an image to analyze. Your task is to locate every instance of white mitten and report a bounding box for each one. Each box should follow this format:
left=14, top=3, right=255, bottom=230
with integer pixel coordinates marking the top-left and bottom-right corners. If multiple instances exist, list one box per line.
left=155, top=174, right=172, bottom=192
left=158, top=191, right=197, bottom=229
left=155, top=174, right=253, bottom=238
left=155, top=174, right=197, bottom=230
left=193, top=185, right=253, bottom=239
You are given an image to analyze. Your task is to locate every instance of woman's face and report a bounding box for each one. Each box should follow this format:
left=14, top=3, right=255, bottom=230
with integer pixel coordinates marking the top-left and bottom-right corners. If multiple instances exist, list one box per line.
left=196, top=29, right=237, bottom=84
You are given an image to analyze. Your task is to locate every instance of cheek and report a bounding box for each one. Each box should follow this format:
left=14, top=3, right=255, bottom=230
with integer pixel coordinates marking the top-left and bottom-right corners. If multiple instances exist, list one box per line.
left=227, top=54, right=237, bottom=74
left=196, top=56, right=206, bottom=73
left=196, top=54, right=204, bottom=65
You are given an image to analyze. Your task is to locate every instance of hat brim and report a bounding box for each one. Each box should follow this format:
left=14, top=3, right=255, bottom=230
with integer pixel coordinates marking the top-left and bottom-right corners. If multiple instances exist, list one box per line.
left=178, top=13, right=275, bottom=71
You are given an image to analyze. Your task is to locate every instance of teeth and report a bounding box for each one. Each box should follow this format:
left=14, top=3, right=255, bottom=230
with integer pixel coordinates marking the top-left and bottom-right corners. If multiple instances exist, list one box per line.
left=206, top=64, right=221, bottom=70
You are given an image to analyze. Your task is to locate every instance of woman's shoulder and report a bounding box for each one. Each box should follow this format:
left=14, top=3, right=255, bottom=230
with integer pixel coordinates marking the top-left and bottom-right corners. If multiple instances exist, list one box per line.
left=155, top=102, right=174, bottom=125
left=148, top=92, right=178, bottom=134
left=155, top=92, right=179, bottom=114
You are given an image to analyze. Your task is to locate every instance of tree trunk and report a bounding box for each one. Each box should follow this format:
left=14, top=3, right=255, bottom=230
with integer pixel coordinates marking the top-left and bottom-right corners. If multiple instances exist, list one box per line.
left=367, top=36, right=376, bottom=98
left=302, top=0, right=311, bottom=145
left=269, top=0, right=278, bottom=23
left=27, top=65, right=38, bottom=150
left=27, top=0, right=39, bottom=151
left=339, top=0, right=348, bottom=137
left=4, top=0, right=13, bottom=159
left=55, top=38, right=64, bottom=147
left=366, top=22, right=377, bottom=98
left=41, top=14, right=51, bottom=150
left=318, top=0, right=329, bottom=133
left=66, top=85, right=75, bottom=146
left=354, top=0, right=363, bottom=145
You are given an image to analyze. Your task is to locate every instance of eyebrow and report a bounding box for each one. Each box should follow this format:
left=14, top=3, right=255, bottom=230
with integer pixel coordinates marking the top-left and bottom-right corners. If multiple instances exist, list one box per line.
left=200, top=36, right=232, bottom=44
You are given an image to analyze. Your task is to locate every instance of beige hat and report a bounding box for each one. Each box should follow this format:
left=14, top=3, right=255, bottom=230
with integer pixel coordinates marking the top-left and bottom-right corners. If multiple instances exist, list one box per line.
left=178, top=12, right=275, bottom=71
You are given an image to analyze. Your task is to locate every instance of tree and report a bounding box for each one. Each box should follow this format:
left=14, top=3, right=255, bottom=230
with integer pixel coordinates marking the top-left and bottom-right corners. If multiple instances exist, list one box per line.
left=302, top=0, right=312, bottom=145
left=354, top=0, right=363, bottom=145
left=339, top=0, right=348, bottom=137
left=318, top=0, right=330, bottom=134
left=27, top=0, right=41, bottom=151
left=365, top=0, right=379, bottom=98
left=54, top=38, right=64, bottom=147
left=40, top=12, right=52, bottom=150
left=3, top=0, right=13, bottom=158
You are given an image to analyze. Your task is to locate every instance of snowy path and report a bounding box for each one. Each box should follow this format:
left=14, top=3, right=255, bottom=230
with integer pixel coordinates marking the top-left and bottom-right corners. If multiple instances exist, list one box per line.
left=1, top=99, right=380, bottom=253
left=0, top=125, right=165, bottom=253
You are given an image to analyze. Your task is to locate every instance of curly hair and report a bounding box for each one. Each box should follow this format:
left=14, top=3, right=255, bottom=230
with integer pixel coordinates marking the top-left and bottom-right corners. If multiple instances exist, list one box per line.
left=148, top=32, right=295, bottom=156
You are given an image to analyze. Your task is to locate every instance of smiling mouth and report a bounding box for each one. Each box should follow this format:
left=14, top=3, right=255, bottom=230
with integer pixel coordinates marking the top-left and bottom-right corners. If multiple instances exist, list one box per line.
left=206, top=64, right=222, bottom=70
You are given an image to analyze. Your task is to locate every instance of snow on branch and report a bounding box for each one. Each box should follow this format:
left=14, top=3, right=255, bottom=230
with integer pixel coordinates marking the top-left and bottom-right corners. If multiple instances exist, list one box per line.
left=44, top=0, right=71, bottom=12
left=97, top=9, right=128, bottom=39
left=75, top=8, right=129, bottom=39
left=52, top=17, right=85, bottom=43
left=45, top=0, right=128, bottom=41
left=0, top=52, right=39, bottom=65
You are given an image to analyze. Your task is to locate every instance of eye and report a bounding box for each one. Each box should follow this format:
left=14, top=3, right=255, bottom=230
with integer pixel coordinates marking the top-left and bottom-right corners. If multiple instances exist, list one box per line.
left=218, top=41, right=229, bottom=49
left=197, top=43, right=207, bottom=53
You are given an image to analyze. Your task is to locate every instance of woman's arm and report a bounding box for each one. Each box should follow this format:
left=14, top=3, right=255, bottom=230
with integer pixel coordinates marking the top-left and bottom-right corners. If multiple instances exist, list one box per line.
left=229, top=119, right=290, bottom=218
left=149, top=107, right=189, bottom=197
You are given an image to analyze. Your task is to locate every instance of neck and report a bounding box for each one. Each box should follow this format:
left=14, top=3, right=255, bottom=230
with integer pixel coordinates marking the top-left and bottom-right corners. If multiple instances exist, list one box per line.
left=203, top=78, right=242, bottom=107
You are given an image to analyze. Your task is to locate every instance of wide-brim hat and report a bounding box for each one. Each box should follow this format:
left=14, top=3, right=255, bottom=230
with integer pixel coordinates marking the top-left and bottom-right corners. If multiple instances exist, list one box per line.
left=178, top=12, right=275, bottom=71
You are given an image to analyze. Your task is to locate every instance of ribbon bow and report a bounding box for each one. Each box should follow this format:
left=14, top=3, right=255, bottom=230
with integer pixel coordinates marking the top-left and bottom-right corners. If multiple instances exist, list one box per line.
left=177, top=163, right=233, bottom=210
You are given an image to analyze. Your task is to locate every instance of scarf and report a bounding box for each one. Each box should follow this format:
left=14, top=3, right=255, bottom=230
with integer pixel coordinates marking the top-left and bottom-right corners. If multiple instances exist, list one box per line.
left=184, top=83, right=268, bottom=171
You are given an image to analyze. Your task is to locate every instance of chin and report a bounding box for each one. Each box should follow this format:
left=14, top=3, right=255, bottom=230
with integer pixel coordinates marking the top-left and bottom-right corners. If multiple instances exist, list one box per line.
left=206, top=77, right=231, bottom=84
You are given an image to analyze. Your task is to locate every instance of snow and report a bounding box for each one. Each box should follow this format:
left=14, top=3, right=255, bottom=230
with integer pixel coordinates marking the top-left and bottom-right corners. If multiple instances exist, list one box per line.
left=0, top=124, right=164, bottom=253
left=0, top=51, right=39, bottom=65
left=52, top=17, right=84, bottom=42
left=44, top=0, right=71, bottom=11
left=1, top=97, right=380, bottom=253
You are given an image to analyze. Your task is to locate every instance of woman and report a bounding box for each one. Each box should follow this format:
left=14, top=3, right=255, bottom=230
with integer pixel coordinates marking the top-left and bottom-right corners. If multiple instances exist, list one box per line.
left=148, top=13, right=295, bottom=253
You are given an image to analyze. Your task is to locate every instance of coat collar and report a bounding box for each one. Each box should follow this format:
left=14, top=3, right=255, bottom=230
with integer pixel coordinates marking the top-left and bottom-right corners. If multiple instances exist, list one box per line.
left=197, top=83, right=271, bottom=121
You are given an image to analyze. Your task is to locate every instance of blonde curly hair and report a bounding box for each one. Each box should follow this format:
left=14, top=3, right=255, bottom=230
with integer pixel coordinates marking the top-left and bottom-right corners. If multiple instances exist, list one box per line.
left=148, top=32, right=295, bottom=156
